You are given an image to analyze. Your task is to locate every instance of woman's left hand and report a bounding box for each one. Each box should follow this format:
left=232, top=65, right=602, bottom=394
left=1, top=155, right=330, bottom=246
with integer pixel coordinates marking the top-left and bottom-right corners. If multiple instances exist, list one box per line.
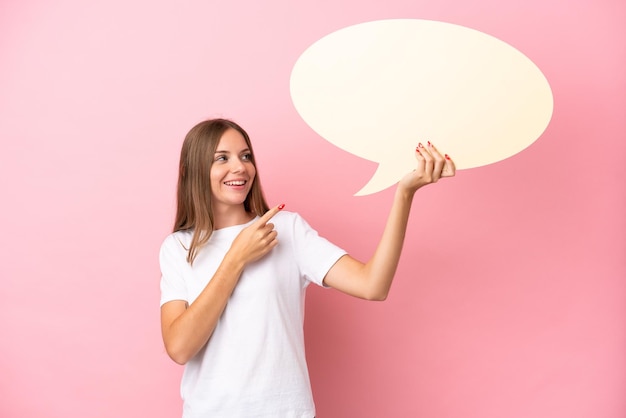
left=398, top=141, right=456, bottom=193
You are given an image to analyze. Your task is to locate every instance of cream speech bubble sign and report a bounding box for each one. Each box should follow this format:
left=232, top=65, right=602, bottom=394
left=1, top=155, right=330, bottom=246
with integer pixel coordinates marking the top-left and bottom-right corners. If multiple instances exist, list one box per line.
left=290, top=19, right=553, bottom=195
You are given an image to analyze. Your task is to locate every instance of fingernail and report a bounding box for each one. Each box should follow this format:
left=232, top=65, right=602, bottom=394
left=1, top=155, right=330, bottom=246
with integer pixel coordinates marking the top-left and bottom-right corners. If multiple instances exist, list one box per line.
left=445, top=154, right=451, bottom=160
left=418, top=143, right=424, bottom=148
left=415, top=147, right=421, bottom=154
left=278, top=203, right=285, bottom=210
left=427, top=141, right=432, bottom=147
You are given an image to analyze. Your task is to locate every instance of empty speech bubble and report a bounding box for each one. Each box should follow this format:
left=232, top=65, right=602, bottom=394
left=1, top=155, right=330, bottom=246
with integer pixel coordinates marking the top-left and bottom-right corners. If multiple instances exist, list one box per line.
left=290, top=19, right=553, bottom=195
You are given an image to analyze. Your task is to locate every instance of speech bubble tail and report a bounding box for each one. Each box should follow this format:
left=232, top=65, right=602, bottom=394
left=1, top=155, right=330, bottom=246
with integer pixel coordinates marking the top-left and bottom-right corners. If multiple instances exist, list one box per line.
left=354, top=163, right=407, bottom=196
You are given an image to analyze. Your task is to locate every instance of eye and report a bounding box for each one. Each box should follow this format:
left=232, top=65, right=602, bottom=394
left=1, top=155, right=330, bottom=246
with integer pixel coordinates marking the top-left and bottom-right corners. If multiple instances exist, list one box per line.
left=214, top=154, right=227, bottom=162
left=241, top=153, right=253, bottom=161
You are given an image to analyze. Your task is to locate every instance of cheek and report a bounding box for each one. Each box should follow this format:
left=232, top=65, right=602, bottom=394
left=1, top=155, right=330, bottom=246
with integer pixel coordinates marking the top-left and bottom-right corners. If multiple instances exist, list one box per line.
left=210, top=165, right=224, bottom=181
left=209, top=170, right=223, bottom=191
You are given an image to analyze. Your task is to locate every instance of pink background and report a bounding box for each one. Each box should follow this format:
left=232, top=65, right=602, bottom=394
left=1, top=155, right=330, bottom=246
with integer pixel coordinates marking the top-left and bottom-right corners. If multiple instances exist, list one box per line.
left=1, top=0, right=624, bottom=417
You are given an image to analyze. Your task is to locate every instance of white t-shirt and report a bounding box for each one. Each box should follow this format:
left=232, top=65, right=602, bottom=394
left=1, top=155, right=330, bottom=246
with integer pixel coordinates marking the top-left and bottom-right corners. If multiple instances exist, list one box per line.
left=160, top=211, right=346, bottom=418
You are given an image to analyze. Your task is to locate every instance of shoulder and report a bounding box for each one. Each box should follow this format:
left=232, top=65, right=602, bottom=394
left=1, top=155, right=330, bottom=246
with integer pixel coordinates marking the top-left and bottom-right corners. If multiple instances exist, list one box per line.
left=271, top=210, right=321, bottom=240
left=271, top=210, right=309, bottom=229
left=271, top=210, right=299, bottom=224
left=160, top=230, right=193, bottom=254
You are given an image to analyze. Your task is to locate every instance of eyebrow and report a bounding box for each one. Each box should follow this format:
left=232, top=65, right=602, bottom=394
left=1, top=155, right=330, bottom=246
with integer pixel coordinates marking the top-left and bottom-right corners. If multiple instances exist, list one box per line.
left=214, top=148, right=251, bottom=154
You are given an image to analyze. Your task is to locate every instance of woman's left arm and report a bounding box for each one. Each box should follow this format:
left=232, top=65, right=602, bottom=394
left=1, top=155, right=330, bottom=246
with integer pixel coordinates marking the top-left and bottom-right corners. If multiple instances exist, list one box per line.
left=323, top=142, right=455, bottom=300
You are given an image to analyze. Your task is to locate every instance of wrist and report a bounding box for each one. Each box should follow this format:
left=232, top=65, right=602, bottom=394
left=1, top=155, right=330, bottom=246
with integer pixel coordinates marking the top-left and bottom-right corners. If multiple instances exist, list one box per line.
left=395, top=184, right=416, bottom=202
left=221, top=251, right=246, bottom=275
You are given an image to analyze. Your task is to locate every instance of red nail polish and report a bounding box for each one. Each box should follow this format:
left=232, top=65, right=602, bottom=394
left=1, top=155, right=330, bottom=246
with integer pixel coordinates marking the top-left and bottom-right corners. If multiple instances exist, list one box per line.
left=445, top=154, right=451, bottom=160
left=278, top=203, right=285, bottom=210
left=427, top=141, right=432, bottom=147
left=418, top=143, right=424, bottom=148
left=416, top=147, right=421, bottom=154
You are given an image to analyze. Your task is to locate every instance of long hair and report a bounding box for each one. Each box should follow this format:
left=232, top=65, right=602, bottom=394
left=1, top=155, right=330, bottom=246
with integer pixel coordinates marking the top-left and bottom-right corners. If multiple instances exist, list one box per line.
left=173, top=118, right=269, bottom=265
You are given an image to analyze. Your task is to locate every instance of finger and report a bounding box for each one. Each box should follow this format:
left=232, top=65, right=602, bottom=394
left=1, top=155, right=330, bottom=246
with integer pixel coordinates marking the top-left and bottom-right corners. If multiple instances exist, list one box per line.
left=414, top=144, right=425, bottom=162
left=266, top=229, right=278, bottom=244
left=441, top=154, right=456, bottom=177
left=261, top=222, right=275, bottom=237
left=417, top=142, right=434, bottom=175
left=256, top=203, right=285, bottom=226
left=426, top=141, right=445, bottom=160
left=427, top=141, right=446, bottom=182
left=259, top=229, right=279, bottom=250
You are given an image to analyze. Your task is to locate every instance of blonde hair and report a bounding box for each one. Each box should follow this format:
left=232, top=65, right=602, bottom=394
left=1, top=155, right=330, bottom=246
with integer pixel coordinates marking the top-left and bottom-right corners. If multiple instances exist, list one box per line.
left=173, top=119, right=269, bottom=264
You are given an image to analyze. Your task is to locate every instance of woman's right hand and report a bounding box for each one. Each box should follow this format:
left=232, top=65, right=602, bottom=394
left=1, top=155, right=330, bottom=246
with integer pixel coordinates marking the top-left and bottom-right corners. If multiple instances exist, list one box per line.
left=161, top=203, right=286, bottom=365
left=227, top=204, right=284, bottom=266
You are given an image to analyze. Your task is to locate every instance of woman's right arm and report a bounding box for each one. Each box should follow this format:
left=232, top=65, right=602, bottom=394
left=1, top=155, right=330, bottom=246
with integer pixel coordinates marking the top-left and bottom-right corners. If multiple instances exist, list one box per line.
left=160, top=205, right=283, bottom=365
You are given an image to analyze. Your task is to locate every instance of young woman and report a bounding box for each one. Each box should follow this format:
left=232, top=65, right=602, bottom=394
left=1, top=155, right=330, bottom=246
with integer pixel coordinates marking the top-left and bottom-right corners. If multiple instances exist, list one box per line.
left=159, top=118, right=455, bottom=417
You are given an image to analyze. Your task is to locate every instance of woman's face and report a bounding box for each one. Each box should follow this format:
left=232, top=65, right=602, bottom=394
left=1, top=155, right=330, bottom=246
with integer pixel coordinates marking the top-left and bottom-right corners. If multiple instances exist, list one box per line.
left=209, top=128, right=256, bottom=211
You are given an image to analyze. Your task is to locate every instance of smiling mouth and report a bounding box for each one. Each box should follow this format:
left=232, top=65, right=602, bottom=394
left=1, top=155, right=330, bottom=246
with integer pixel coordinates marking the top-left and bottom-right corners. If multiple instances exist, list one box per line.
left=224, top=180, right=246, bottom=186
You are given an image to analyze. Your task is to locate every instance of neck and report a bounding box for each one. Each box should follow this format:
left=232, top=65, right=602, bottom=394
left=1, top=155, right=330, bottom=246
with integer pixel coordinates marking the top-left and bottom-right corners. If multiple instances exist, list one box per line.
left=212, top=205, right=254, bottom=230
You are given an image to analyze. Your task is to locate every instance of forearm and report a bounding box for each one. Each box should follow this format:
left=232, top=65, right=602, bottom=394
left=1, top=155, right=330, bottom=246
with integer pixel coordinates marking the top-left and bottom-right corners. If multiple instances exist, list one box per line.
left=324, top=143, right=454, bottom=300
left=323, top=186, right=416, bottom=301
left=162, top=256, right=244, bottom=364
left=161, top=206, right=282, bottom=364
left=362, top=186, right=415, bottom=299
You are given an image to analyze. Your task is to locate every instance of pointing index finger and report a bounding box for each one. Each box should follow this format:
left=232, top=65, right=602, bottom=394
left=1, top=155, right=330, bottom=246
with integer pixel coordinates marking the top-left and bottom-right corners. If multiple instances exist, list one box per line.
left=257, top=203, right=285, bottom=225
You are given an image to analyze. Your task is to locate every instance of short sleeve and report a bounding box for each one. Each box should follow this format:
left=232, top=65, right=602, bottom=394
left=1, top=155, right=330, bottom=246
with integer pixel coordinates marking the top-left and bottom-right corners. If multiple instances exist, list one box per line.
left=159, top=234, right=189, bottom=306
left=290, top=213, right=347, bottom=287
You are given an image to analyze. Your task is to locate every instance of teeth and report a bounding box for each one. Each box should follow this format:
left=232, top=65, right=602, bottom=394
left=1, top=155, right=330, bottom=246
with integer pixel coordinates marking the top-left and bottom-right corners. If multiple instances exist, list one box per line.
left=225, top=180, right=245, bottom=186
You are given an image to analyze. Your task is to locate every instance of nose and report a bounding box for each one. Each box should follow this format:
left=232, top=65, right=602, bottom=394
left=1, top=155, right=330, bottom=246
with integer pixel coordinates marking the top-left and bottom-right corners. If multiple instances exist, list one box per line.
left=229, top=158, right=245, bottom=173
